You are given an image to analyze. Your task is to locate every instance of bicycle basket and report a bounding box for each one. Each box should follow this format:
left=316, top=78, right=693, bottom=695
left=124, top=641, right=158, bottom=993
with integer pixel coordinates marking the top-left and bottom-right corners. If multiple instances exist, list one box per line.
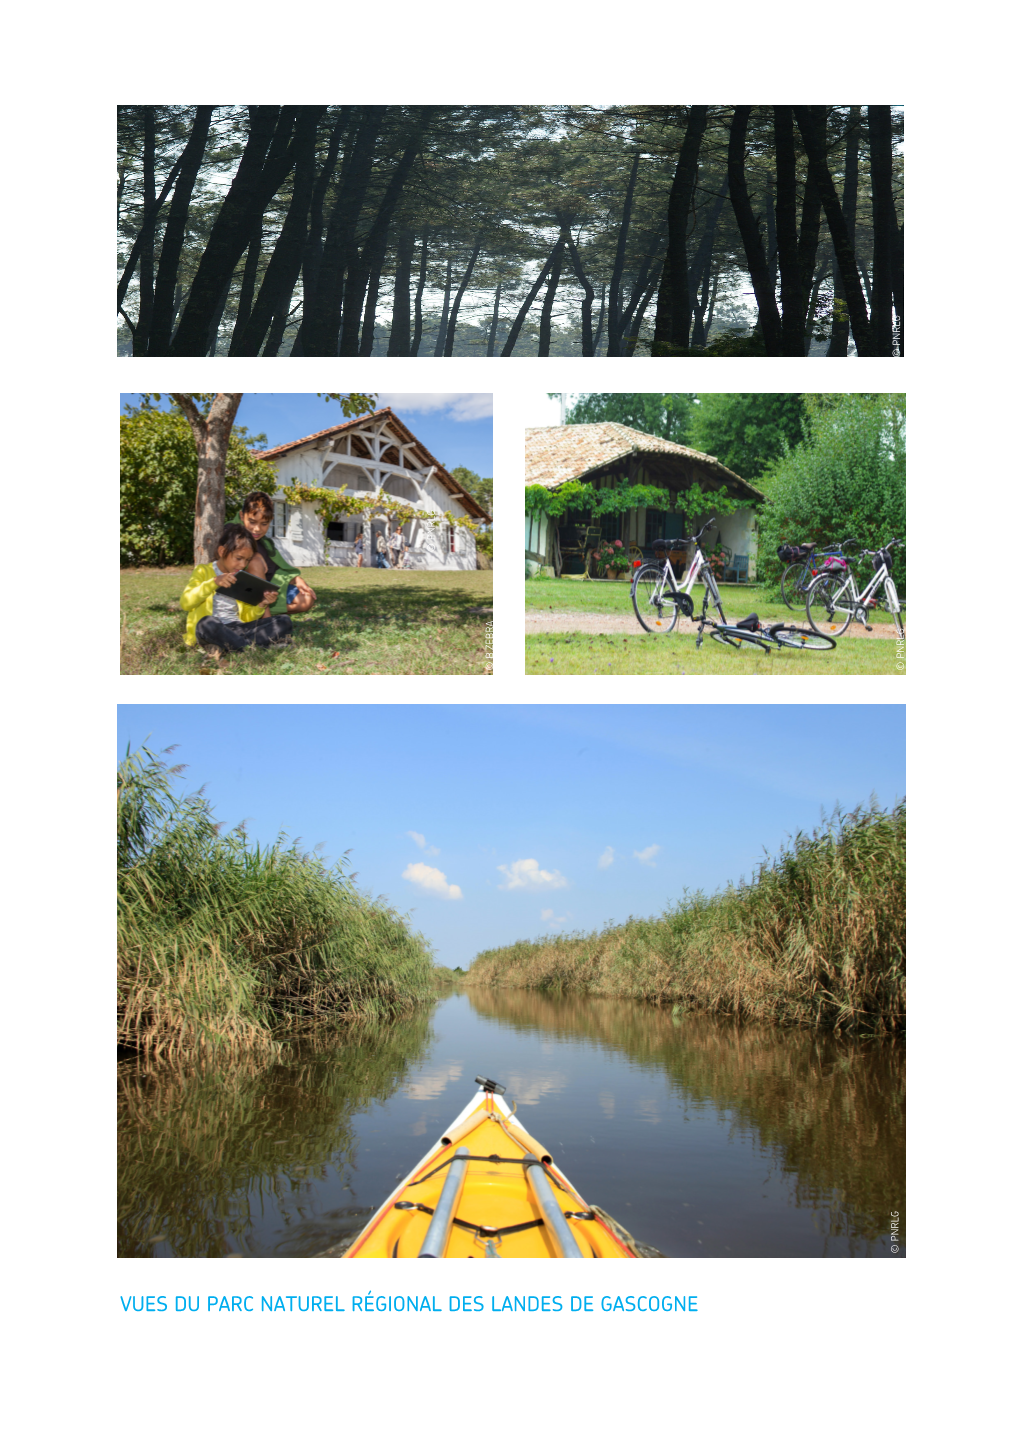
left=822, top=556, right=848, bottom=572
left=872, top=549, right=892, bottom=572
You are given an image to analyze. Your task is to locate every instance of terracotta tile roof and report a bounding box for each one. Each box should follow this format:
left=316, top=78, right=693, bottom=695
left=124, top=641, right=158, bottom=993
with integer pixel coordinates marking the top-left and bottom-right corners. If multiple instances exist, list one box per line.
left=251, top=407, right=490, bottom=521
left=524, top=422, right=763, bottom=502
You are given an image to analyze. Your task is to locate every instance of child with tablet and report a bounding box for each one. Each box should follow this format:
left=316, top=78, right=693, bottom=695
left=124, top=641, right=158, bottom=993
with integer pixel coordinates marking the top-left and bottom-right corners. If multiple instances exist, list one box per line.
left=180, top=523, right=294, bottom=653
left=239, top=492, right=317, bottom=615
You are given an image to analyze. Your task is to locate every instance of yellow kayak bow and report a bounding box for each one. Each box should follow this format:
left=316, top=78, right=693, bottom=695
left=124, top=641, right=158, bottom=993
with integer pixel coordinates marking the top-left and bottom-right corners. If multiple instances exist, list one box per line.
left=344, top=1077, right=637, bottom=1259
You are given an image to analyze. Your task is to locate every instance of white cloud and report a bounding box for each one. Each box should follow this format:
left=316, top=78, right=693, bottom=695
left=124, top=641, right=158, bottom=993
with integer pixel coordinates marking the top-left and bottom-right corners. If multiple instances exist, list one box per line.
left=497, top=858, right=568, bottom=891
left=634, top=845, right=661, bottom=867
left=406, top=830, right=439, bottom=856
left=540, top=907, right=568, bottom=927
left=598, top=846, right=615, bottom=869
left=377, top=393, right=493, bottom=421
left=402, top=861, right=463, bottom=900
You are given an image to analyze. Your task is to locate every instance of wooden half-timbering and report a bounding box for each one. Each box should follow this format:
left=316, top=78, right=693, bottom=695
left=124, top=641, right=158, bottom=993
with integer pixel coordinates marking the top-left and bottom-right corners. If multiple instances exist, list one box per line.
left=525, top=423, right=764, bottom=580
left=252, top=408, right=490, bottom=570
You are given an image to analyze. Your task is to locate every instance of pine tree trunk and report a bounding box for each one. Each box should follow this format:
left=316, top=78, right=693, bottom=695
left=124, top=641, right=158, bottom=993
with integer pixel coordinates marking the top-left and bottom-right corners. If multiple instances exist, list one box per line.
left=231, top=109, right=322, bottom=356
left=433, top=258, right=453, bottom=355
left=619, top=222, right=666, bottom=345
left=206, top=273, right=234, bottom=355
left=387, top=226, right=415, bottom=354
left=624, top=261, right=663, bottom=355
left=868, top=104, right=895, bottom=356
left=794, top=105, right=875, bottom=356
left=607, top=151, right=640, bottom=356
left=827, top=106, right=861, bottom=357
left=135, top=107, right=156, bottom=354
left=592, top=282, right=607, bottom=354
left=340, top=125, right=424, bottom=356
left=411, top=228, right=429, bottom=356
left=170, top=107, right=304, bottom=356
left=146, top=106, right=214, bottom=355
left=653, top=105, right=709, bottom=351
left=486, top=278, right=502, bottom=357
left=538, top=237, right=565, bottom=356
left=562, top=227, right=595, bottom=355
left=774, top=107, right=806, bottom=355
left=359, top=255, right=385, bottom=355
left=500, top=243, right=560, bottom=357
left=296, top=109, right=349, bottom=345
left=728, top=106, right=783, bottom=354
left=292, top=107, right=384, bottom=357
left=232, top=227, right=262, bottom=342
left=443, top=240, right=482, bottom=356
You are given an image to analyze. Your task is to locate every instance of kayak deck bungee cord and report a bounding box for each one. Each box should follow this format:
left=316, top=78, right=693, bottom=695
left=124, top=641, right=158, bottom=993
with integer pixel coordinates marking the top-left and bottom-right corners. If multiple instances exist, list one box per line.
left=344, top=1077, right=638, bottom=1258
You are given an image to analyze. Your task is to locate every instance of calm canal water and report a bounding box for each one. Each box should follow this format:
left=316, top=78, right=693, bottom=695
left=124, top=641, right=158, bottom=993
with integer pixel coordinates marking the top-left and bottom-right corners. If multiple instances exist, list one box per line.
left=118, top=989, right=905, bottom=1259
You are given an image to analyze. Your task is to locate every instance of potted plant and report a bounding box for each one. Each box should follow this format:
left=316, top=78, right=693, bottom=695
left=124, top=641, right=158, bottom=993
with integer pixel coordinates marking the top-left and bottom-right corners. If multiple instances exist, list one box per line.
left=593, top=538, right=629, bottom=578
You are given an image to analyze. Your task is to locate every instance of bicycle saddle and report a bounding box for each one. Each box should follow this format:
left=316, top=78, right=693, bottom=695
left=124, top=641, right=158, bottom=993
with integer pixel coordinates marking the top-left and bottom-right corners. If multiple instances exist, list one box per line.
left=735, top=614, right=761, bottom=632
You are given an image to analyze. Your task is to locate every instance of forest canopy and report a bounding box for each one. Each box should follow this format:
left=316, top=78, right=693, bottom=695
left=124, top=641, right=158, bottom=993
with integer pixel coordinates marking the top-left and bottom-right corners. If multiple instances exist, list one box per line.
left=117, top=105, right=903, bottom=360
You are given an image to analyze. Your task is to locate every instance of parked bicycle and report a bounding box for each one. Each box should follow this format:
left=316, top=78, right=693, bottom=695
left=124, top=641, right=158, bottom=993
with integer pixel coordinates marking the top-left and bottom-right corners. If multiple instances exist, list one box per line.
left=631, top=519, right=725, bottom=633
left=776, top=540, right=852, bottom=609
left=805, top=539, right=905, bottom=639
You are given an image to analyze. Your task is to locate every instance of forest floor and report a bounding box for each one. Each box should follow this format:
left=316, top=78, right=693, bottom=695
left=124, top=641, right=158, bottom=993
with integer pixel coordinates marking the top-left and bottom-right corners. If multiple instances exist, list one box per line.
left=524, top=577, right=905, bottom=676
left=121, top=566, right=494, bottom=676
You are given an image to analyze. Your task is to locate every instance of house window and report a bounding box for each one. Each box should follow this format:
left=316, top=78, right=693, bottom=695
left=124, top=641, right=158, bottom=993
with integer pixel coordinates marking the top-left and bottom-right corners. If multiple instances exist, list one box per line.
left=271, top=502, right=291, bottom=539
left=449, top=526, right=457, bottom=554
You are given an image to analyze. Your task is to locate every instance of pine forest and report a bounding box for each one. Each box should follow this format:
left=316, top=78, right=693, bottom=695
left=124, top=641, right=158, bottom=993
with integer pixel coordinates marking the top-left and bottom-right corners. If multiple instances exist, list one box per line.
left=117, top=105, right=903, bottom=361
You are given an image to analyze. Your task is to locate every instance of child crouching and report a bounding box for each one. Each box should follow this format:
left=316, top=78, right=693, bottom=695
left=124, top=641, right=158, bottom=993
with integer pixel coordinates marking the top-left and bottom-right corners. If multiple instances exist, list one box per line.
left=181, top=523, right=294, bottom=654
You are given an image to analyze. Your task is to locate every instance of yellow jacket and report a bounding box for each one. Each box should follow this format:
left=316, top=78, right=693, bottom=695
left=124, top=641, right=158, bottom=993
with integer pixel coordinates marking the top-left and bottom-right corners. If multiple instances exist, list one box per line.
left=180, top=564, right=266, bottom=647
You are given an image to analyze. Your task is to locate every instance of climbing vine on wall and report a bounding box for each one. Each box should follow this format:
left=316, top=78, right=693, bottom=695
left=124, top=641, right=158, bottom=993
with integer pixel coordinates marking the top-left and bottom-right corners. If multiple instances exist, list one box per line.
left=280, top=482, right=482, bottom=537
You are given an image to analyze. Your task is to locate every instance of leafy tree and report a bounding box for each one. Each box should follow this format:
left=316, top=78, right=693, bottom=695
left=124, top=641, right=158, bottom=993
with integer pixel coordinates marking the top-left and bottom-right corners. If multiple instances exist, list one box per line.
left=124, top=393, right=375, bottom=563
left=756, top=395, right=906, bottom=586
left=563, top=392, right=696, bottom=442
left=120, top=407, right=275, bottom=566
left=449, top=467, right=492, bottom=517
left=688, top=394, right=807, bottom=479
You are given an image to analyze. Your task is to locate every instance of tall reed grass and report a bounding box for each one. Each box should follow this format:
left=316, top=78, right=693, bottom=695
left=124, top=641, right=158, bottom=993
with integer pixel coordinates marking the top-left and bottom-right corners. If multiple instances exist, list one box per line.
left=118, top=746, right=435, bottom=1058
left=466, top=802, right=905, bottom=1033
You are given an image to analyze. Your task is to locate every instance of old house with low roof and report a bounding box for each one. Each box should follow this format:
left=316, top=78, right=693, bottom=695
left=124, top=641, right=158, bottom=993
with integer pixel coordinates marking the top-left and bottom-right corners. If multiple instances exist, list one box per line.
left=525, top=422, right=764, bottom=580
left=252, top=408, right=490, bottom=570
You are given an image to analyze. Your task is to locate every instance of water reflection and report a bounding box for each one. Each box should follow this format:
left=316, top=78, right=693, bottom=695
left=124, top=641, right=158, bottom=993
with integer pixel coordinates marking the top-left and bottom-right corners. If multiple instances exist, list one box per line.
left=117, top=1010, right=434, bottom=1258
left=466, top=988, right=905, bottom=1252
left=118, top=989, right=904, bottom=1259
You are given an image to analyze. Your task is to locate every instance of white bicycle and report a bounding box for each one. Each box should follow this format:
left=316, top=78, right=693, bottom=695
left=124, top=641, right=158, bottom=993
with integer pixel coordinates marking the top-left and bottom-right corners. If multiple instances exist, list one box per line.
left=631, top=518, right=726, bottom=633
left=805, top=539, right=905, bottom=640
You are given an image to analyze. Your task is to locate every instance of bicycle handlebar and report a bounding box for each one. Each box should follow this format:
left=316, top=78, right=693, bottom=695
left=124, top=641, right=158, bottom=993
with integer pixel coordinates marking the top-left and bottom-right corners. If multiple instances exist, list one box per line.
left=651, top=518, right=715, bottom=550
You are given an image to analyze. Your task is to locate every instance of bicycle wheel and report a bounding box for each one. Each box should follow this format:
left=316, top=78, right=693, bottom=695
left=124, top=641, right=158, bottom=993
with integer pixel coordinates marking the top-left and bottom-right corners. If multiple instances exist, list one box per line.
left=632, top=564, right=678, bottom=633
left=883, top=580, right=905, bottom=640
left=780, top=563, right=809, bottom=610
left=806, top=573, right=854, bottom=636
left=769, top=625, right=837, bottom=651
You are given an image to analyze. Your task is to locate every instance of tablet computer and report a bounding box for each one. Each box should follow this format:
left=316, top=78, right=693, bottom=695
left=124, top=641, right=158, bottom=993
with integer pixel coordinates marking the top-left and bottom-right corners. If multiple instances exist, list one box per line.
left=217, top=571, right=277, bottom=606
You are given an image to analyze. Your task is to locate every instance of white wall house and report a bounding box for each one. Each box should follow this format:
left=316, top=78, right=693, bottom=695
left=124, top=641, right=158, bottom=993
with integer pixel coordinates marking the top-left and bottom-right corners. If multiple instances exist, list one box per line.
left=252, top=409, right=489, bottom=570
left=525, top=423, right=764, bottom=580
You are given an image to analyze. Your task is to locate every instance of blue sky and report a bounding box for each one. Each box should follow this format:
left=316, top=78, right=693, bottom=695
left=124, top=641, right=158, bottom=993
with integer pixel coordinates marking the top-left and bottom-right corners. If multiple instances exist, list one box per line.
left=120, top=393, right=493, bottom=478
left=117, top=704, right=905, bottom=970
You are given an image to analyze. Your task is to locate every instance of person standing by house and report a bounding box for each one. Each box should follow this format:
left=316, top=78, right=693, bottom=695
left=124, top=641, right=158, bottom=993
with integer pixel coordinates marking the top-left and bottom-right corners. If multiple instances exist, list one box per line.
left=374, top=528, right=391, bottom=568
left=238, top=491, right=317, bottom=615
left=388, top=525, right=405, bottom=569
left=353, top=528, right=365, bottom=567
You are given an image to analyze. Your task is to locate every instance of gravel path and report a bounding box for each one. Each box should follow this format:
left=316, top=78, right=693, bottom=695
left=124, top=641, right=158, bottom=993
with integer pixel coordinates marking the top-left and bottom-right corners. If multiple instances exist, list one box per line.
left=525, top=609, right=902, bottom=640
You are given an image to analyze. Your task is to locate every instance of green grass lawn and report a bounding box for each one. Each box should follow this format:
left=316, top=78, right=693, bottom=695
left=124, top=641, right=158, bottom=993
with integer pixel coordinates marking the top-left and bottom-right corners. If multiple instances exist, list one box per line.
left=122, top=566, right=494, bottom=676
left=525, top=576, right=906, bottom=676
left=526, top=631, right=904, bottom=675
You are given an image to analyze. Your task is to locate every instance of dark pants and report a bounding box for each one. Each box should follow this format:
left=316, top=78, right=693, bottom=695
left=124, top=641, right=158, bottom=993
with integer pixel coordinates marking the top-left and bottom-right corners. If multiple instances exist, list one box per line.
left=195, top=615, right=293, bottom=652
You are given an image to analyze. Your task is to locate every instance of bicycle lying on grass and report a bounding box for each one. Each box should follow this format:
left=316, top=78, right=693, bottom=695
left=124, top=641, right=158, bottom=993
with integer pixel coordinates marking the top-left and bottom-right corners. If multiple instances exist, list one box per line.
left=696, top=611, right=836, bottom=652
left=805, top=539, right=905, bottom=640
left=631, top=518, right=726, bottom=633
